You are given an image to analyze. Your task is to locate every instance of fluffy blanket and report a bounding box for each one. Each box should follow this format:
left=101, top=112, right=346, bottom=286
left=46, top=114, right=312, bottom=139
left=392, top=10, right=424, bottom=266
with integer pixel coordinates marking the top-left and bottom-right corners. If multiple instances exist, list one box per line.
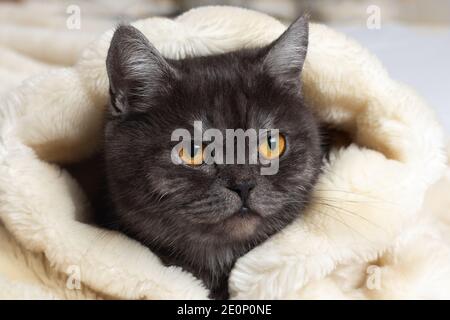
left=1, top=6, right=450, bottom=299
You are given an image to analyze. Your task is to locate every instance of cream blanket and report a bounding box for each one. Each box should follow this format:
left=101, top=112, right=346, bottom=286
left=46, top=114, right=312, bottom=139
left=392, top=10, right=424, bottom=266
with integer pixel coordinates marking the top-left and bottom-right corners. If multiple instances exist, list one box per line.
left=1, top=6, right=450, bottom=299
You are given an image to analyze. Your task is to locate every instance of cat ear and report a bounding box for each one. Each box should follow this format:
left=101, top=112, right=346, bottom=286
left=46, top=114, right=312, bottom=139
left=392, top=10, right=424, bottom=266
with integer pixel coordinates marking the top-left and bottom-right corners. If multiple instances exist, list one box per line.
left=263, top=16, right=309, bottom=91
left=106, top=25, right=176, bottom=115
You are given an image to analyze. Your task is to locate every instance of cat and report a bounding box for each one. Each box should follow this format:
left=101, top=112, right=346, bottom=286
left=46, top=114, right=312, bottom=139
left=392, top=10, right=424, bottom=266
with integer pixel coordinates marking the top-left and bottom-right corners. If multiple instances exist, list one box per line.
left=101, top=16, right=323, bottom=299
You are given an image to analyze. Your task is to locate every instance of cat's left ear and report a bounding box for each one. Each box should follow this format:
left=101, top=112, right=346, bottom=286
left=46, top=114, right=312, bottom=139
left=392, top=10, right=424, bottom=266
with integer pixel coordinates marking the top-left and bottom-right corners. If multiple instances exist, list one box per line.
left=263, top=15, right=309, bottom=91
left=106, top=25, right=176, bottom=115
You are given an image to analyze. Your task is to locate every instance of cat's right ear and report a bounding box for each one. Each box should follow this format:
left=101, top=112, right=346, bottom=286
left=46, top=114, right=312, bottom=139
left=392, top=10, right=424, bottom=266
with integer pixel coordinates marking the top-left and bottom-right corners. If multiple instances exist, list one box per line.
left=262, top=15, right=309, bottom=92
left=106, top=25, right=176, bottom=115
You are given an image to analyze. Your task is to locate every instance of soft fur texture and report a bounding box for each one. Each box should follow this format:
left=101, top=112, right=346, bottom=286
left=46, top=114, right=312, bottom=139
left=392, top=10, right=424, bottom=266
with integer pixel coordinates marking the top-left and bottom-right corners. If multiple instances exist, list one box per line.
left=0, top=6, right=449, bottom=299
left=101, top=18, right=322, bottom=299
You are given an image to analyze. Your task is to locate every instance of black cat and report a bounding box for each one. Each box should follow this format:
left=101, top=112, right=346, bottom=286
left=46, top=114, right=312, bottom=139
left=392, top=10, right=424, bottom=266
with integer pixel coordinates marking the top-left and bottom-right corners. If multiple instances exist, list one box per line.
left=101, top=16, right=323, bottom=299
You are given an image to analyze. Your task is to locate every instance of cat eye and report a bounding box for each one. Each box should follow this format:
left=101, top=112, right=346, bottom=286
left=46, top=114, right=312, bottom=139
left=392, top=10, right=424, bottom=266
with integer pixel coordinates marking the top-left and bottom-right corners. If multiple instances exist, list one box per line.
left=259, top=133, right=286, bottom=160
left=179, top=142, right=204, bottom=166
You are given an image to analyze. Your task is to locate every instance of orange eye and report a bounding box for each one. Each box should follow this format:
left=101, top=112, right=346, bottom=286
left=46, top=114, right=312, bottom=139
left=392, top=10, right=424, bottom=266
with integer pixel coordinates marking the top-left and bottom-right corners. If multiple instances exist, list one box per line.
left=179, top=142, right=204, bottom=166
left=259, top=133, right=286, bottom=160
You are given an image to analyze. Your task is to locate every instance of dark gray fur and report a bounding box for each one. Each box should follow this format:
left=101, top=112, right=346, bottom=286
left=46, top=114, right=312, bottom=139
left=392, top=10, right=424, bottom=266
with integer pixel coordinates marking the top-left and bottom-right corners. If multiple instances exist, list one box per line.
left=102, top=16, right=323, bottom=299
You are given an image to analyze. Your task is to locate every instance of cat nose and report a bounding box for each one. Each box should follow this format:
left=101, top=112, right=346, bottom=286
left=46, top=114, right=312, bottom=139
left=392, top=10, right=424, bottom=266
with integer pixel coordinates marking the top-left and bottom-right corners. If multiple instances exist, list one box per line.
left=228, top=182, right=255, bottom=203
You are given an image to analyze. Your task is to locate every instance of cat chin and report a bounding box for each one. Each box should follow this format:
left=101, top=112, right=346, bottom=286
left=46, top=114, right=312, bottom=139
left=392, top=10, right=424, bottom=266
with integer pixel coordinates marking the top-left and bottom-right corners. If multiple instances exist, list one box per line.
left=220, top=210, right=262, bottom=240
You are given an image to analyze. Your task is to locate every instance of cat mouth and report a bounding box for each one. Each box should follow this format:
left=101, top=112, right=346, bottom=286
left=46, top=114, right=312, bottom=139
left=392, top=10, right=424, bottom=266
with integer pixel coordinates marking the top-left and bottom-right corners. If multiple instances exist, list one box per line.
left=239, top=206, right=250, bottom=214
left=235, top=205, right=260, bottom=218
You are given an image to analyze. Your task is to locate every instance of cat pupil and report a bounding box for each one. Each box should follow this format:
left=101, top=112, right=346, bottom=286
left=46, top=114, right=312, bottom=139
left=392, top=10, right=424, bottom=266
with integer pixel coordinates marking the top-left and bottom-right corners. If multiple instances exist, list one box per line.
left=189, top=143, right=200, bottom=157
left=268, top=136, right=277, bottom=150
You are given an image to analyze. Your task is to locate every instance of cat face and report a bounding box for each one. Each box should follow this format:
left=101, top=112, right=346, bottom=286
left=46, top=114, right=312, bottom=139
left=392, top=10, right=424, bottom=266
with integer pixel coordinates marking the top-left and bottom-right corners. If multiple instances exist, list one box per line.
left=104, top=17, right=322, bottom=248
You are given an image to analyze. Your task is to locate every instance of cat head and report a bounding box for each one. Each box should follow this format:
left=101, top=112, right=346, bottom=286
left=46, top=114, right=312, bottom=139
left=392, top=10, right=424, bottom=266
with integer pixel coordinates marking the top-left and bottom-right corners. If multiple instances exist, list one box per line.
left=104, top=16, right=322, bottom=247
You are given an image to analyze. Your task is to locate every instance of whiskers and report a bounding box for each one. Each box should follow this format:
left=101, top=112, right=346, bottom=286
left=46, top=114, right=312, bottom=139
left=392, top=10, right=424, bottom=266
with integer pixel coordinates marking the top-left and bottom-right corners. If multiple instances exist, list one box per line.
left=287, top=186, right=402, bottom=243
